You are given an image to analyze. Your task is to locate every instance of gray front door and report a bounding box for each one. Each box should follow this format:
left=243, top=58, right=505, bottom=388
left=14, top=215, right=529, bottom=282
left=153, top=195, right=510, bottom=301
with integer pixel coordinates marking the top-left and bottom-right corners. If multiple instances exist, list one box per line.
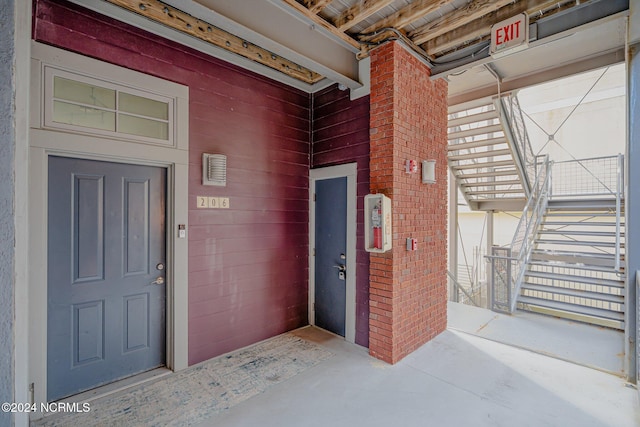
left=314, top=177, right=347, bottom=337
left=47, top=157, right=166, bottom=401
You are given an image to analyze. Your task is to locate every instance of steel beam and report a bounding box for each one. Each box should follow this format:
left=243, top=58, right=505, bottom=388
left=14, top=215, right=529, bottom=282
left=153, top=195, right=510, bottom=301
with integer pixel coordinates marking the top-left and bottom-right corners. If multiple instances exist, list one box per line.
left=626, top=23, right=640, bottom=386
left=449, top=172, right=459, bottom=303
left=188, top=0, right=362, bottom=87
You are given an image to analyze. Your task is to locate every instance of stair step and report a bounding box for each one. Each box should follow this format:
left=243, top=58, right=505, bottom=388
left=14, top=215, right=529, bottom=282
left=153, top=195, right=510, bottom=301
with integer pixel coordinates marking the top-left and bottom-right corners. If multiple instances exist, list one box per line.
left=521, top=282, right=624, bottom=304
left=449, top=98, right=494, bottom=114
left=538, top=229, right=624, bottom=237
left=449, top=148, right=512, bottom=162
left=461, top=179, right=523, bottom=188
left=547, top=200, right=618, bottom=210
left=524, top=270, right=624, bottom=288
left=535, top=238, right=622, bottom=248
left=448, top=124, right=503, bottom=140
left=518, top=295, right=624, bottom=322
left=447, top=137, right=507, bottom=152
left=465, top=188, right=524, bottom=196
left=542, top=221, right=623, bottom=227
left=452, top=159, right=514, bottom=170
left=544, top=212, right=617, bottom=217
left=528, top=260, right=623, bottom=274
left=448, top=110, right=499, bottom=127
left=531, top=250, right=623, bottom=268
left=456, top=169, right=520, bottom=179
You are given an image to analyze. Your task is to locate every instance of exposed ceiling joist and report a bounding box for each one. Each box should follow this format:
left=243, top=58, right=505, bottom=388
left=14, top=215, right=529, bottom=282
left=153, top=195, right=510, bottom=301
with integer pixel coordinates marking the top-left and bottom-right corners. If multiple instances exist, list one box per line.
left=280, top=0, right=362, bottom=49
left=106, top=0, right=323, bottom=83
left=87, top=0, right=629, bottom=102
left=334, top=0, right=395, bottom=31
left=360, top=0, right=452, bottom=36
left=422, top=0, right=570, bottom=56
left=409, top=0, right=514, bottom=46
left=305, top=0, right=333, bottom=14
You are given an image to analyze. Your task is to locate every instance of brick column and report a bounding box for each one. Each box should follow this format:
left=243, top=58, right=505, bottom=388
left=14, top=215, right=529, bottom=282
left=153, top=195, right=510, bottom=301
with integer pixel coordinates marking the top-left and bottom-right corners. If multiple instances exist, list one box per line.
left=368, top=41, right=448, bottom=364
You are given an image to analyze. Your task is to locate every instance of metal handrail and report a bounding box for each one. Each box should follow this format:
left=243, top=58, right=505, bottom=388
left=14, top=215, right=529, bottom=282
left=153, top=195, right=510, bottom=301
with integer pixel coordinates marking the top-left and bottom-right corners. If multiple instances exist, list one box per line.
left=550, top=155, right=622, bottom=198
left=486, top=155, right=551, bottom=313
left=615, top=153, right=623, bottom=272
left=499, top=94, right=536, bottom=194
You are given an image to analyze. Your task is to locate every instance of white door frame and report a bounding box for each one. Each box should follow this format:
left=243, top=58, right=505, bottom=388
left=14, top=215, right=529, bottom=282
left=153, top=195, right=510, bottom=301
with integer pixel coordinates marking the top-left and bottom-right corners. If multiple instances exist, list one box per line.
left=28, top=42, right=189, bottom=409
left=309, top=163, right=357, bottom=343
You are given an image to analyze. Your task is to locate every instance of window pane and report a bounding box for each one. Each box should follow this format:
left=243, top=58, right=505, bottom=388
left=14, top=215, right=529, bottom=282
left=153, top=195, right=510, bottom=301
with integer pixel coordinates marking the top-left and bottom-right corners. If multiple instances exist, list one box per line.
left=119, top=92, right=168, bottom=120
left=54, top=77, right=115, bottom=109
left=118, top=114, right=168, bottom=140
left=53, top=101, right=116, bottom=131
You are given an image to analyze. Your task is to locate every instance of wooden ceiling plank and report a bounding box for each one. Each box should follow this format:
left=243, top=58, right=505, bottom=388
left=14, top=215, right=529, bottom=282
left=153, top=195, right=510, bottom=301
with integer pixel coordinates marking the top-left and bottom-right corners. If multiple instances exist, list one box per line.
left=409, top=0, right=515, bottom=46
left=360, top=0, right=454, bottom=36
left=106, top=0, right=324, bottom=83
left=334, top=0, right=395, bottom=31
left=305, top=0, right=335, bottom=14
left=422, top=0, right=572, bottom=56
left=280, top=0, right=362, bottom=49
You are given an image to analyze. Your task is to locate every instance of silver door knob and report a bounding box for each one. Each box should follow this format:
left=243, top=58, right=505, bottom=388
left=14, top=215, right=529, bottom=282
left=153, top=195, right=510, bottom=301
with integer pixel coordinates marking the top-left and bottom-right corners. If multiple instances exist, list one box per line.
left=333, top=264, right=346, bottom=272
left=151, top=277, right=164, bottom=285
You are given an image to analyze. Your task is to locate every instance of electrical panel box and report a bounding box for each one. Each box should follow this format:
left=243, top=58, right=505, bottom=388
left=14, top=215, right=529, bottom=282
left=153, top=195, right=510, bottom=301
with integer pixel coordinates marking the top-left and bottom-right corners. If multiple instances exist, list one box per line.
left=364, top=194, right=392, bottom=253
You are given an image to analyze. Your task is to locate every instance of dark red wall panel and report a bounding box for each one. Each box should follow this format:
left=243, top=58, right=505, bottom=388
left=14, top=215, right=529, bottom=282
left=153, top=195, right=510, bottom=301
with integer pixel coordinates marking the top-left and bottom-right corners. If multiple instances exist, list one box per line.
left=311, top=85, right=370, bottom=347
left=35, top=0, right=311, bottom=365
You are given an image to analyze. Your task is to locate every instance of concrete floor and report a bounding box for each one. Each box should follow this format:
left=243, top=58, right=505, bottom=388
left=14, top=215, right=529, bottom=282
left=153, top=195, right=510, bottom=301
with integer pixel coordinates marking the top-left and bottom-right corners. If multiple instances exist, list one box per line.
left=447, top=302, right=626, bottom=375
left=197, top=308, right=639, bottom=427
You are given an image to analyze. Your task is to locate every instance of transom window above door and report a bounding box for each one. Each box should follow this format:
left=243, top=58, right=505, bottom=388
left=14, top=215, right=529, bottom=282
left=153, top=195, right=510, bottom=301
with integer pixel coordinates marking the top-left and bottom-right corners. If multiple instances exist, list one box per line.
left=44, top=67, right=175, bottom=146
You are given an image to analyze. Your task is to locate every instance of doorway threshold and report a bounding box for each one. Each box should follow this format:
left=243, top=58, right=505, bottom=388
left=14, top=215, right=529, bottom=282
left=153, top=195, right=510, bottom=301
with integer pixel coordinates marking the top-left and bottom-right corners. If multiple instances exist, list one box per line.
left=54, top=367, right=172, bottom=406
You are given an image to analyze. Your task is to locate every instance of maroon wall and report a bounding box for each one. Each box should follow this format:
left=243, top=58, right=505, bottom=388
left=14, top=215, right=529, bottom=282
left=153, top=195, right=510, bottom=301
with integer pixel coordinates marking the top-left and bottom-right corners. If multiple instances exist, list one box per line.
left=312, top=85, right=370, bottom=347
left=34, top=0, right=311, bottom=364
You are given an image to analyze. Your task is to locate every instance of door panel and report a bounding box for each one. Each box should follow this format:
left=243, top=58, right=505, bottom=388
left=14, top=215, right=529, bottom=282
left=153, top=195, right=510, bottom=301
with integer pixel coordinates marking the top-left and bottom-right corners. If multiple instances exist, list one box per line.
left=47, top=157, right=166, bottom=401
left=314, top=177, right=347, bottom=337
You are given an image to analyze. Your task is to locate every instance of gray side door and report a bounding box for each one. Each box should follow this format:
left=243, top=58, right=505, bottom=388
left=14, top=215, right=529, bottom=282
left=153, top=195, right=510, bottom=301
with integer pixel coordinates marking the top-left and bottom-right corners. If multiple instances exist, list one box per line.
left=47, top=156, right=166, bottom=401
left=314, top=177, right=347, bottom=337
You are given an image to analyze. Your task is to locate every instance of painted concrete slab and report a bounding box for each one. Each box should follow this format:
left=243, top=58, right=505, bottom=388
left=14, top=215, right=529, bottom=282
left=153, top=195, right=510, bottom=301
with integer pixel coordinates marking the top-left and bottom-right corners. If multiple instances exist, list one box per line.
left=197, top=326, right=639, bottom=427
left=448, top=302, right=625, bottom=375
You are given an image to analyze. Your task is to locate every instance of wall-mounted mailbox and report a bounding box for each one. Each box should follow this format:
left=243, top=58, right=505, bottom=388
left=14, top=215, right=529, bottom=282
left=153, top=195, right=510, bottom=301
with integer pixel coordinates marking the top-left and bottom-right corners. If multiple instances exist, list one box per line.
left=364, top=194, right=392, bottom=253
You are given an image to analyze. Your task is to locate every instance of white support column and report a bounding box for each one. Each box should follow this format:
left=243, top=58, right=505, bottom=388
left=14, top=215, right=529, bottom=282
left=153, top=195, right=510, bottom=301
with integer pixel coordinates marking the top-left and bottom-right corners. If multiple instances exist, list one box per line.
left=449, top=171, right=459, bottom=302
left=626, top=1, right=640, bottom=387
left=486, top=211, right=494, bottom=310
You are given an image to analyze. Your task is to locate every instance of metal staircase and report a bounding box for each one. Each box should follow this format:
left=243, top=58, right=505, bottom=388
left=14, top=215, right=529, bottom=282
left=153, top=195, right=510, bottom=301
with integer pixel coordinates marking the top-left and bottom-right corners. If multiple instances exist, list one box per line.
left=453, top=93, right=630, bottom=330
left=448, top=96, right=532, bottom=212
left=485, top=153, right=626, bottom=329
left=520, top=198, right=625, bottom=329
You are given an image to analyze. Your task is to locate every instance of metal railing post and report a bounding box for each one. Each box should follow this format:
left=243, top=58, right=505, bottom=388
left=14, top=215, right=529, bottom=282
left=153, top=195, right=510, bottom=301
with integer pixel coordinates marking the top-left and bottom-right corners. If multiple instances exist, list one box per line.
left=615, top=153, right=623, bottom=272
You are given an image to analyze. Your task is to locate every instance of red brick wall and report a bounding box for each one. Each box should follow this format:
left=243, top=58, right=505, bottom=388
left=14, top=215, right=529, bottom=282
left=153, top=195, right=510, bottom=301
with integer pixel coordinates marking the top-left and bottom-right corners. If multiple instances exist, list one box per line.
left=369, top=41, right=448, bottom=364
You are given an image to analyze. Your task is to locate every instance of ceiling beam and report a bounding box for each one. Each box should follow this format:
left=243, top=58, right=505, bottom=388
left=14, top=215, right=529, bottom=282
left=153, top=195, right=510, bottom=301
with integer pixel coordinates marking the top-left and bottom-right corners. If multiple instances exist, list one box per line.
left=279, top=0, right=361, bottom=49
left=185, top=0, right=363, bottom=88
left=305, top=0, right=334, bottom=14
left=334, top=0, right=395, bottom=31
left=422, top=0, right=571, bottom=56
left=359, top=0, right=453, bottom=36
left=409, top=0, right=514, bottom=46
left=106, top=0, right=323, bottom=83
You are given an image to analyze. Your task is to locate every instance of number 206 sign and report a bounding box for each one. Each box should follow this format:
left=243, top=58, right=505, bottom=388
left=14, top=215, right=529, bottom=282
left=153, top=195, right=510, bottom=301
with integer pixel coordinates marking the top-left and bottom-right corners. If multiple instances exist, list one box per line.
left=490, top=13, right=529, bottom=58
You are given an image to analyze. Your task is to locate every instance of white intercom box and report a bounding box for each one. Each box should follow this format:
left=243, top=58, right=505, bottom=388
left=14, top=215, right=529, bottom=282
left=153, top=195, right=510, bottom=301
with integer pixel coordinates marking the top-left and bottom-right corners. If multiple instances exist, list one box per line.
left=364, top=194, right=392, bottom=253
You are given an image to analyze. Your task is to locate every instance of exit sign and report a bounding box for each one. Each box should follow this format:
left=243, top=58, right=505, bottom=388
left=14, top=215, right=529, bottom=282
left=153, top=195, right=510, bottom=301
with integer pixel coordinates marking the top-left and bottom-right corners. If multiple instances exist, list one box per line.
left=490, top=13, right=529, bottom=58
